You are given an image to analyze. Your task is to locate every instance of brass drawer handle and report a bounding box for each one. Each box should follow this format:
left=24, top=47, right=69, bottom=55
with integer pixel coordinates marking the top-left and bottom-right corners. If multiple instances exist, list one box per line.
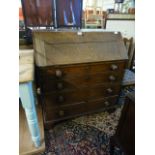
left=57, top=82, right=63, bottom=90
left=57, top=95, right=64, bottom=103
left=36, top=88, right=41, bottom=95
left=58, top=110, right=64, bottom=116
left=111, top=64, right=118, bottom=70
left=109, top=75, right=116, bottom=81
left=55, top=69, right=62, bottom=77
left=106, top=88, right=113, bottom=93
left=104, top=101, right=110, bottom=106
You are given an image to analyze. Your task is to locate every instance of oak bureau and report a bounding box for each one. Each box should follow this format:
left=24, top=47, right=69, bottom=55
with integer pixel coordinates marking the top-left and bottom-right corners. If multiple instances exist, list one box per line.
left=33, top=30, right=128, bottom=129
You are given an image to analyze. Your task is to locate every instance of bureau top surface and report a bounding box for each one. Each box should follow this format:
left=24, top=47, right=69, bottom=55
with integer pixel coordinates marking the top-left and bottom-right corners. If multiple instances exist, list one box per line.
left=33, top=31, right=128, bottom=67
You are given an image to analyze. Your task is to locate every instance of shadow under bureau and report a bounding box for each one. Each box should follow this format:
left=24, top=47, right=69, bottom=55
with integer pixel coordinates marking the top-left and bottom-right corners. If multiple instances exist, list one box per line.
left=33, top=30, right=128, bottom=129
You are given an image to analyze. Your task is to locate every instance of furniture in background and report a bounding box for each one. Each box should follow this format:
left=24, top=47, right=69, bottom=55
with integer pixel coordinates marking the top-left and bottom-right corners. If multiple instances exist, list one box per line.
left=123, top=37, right=135, bottom=71
left=84, top=6, right=104, bottom=28
left=33, top=30, right=128, bottom=130
left=122, top=37, right=135, bottom=87
left=110, top=92, right=135, bottom=155
left=83, top=0, right=104, bottom=28
left=122, top=69, right=135, bottom=87
left=19, top=102, right=45, bottom=155
left=19, top=48, right=41, bottom=148
left=120, top=37, right=135, bottom=104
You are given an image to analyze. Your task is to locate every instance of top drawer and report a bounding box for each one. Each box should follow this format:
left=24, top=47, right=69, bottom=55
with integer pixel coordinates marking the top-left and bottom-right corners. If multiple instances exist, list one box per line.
left=37, top=61, right=126, bottom=78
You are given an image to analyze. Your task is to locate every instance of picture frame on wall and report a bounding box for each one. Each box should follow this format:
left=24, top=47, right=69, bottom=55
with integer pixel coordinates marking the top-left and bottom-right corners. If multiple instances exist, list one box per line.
left=21, top=0, right=54, bottom=27
left=55, top=0, right=82, bottom=28
left=21, top=0, right=82, bottom=28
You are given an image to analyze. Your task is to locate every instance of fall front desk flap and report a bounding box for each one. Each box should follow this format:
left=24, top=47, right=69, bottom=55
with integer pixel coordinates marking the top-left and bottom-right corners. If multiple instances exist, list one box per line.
left=33, top=31, right=128, bottom=67
left=21, top=0, right=82, bottom=28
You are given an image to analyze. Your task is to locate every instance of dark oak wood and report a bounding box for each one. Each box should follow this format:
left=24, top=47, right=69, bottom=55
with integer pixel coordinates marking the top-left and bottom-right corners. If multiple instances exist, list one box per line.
left=44, top=95, right=118, bottom=125
left=123, top=37, right=135, bottom=70
left=33, top=31, right=128, bottom=130
left=38, top=61, right=126, bottom=76
left=33, top=31, right=128, bottom=67
left=110, top=92, right=135, bottom=155
left=38, top=71, right=124, bottom=93
left=41, top=85, right=121, bottom=108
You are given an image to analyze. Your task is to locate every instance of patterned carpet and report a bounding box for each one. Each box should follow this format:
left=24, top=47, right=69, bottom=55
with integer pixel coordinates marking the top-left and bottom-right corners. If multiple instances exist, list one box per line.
left=40, top=86, right=135, bottom=155
left=41, top=107, right=123, bottom=155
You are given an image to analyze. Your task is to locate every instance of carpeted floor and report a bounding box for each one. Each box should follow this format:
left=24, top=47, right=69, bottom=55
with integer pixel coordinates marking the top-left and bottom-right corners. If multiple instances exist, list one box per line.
left=41, top=107, right=123, bottom=155
left=41, top=87, right=134, bottom=155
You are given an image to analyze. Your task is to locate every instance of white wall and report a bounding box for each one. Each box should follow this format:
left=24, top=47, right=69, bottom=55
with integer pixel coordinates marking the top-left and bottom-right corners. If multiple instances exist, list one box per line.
left=106, top=20, right=135, bottom=39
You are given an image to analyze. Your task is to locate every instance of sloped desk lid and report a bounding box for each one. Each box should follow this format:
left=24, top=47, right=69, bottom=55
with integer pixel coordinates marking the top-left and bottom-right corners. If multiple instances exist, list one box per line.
left=33, top=30, right=128, bottom=67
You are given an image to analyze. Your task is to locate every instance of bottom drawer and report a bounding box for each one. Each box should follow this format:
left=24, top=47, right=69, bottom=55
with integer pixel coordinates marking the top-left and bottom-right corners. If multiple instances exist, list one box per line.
left=86, top=96, right=118, bottom=112
left=43, top=96, right=118, bottom=124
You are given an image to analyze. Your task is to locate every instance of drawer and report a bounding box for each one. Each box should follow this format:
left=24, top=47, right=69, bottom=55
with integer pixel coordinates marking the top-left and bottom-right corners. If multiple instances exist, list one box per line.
left=37, top=61, right=126, bottom=79
left=86, top=95, right=118, bottom=112
left=90, top=62, right=126, bottom=73
left=40, top=80, right=75, bottom=92
left=40, top=71, right=124, bottom=93
left=42, top=84, right=121, bottom=108
left=44, top=102, right=86, bottom=122
left=44, top=96, right=118, bottom=122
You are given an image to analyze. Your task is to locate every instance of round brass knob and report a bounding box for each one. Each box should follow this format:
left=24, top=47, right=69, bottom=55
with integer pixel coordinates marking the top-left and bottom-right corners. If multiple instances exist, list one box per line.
left=57, top=82, right=63, bottom=90
left=109, top=75, right=116, bottom=81
left=36, top=88, right=41, bottom=95
left=111, top=64, right=118, bottom=70
left=106, top=88, right=113, bottom=93
left=104, top=101, right=109, bottom=106
left=59, top=110, right=64, bottom=116
left=55, top=69, right=62, bottom=77
left=57, top=95, right=64, bottom=103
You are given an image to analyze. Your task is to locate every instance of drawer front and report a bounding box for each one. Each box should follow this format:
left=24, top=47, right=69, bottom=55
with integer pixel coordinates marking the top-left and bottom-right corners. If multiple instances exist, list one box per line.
left=86, top=95, right=118, bottom=111
left=38, top=61, right=126, bottom=79
left=42, top=84, right=121, bottom=108
left=44, top=96, right=118, bottom=122
left=44, top=102, right=86, bottom=122
left=40, top=71, right=124, bottom=93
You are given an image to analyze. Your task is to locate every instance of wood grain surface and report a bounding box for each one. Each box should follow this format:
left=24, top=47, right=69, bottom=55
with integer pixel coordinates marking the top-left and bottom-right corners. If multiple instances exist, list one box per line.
left=19, top=49, right=34, bottom=83
left=33, top=31, right=128, bottom=66
left=34, top=31, right=127, bottom=130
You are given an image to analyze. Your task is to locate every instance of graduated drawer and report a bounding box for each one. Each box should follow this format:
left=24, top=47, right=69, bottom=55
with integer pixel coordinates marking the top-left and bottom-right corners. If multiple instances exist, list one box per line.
left=44, top=96, right=118, bottom=122
left=37, top=61, right=126, bottom=79
left=39, top=71, right=124, bottom=93
left=42, top=84, right=121, bottom=108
